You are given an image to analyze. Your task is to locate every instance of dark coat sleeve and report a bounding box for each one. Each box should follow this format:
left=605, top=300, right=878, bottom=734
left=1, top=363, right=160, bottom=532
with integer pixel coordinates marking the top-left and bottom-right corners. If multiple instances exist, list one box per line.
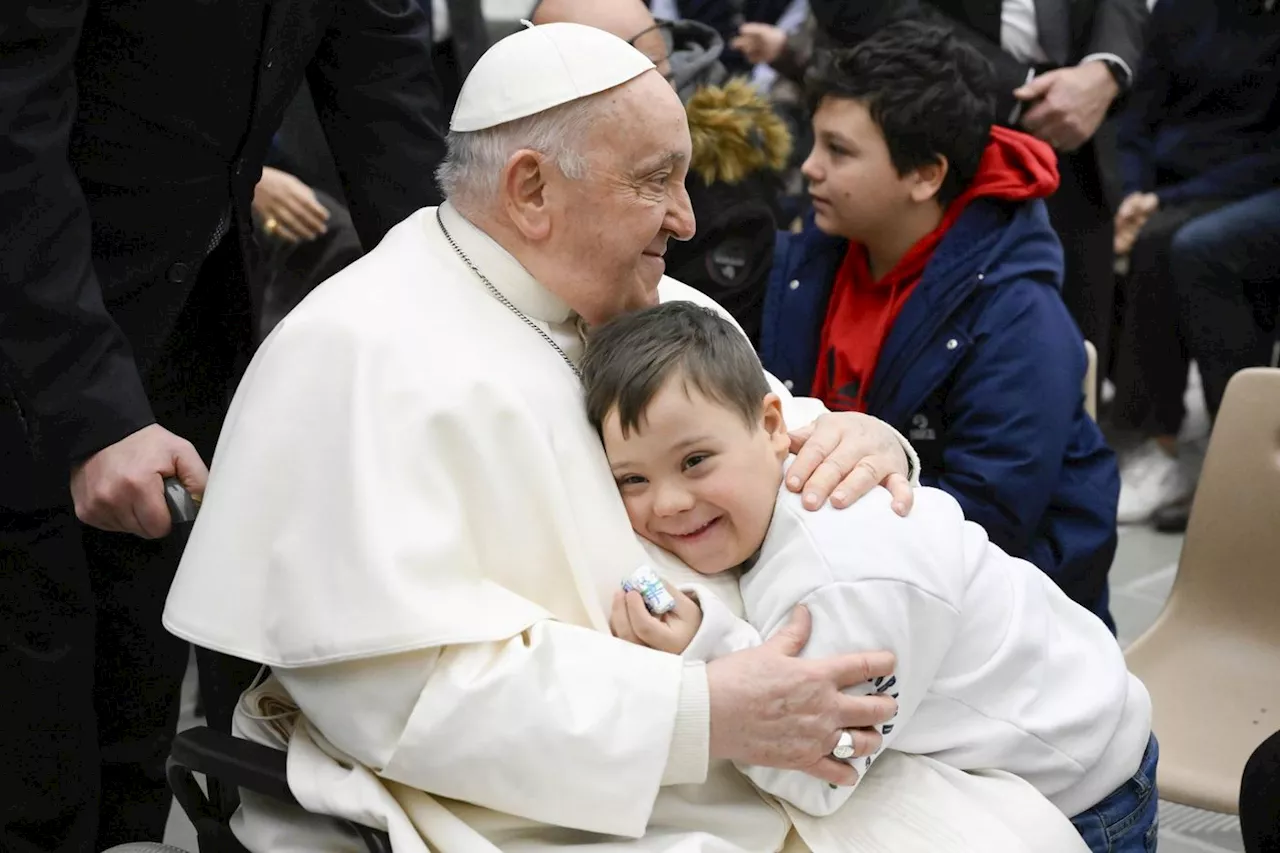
left=1086, top=0, right=1148, bottom=75
left=307, top=0, right=449, bottom=251
left=0, top=0, right=155, bottom=467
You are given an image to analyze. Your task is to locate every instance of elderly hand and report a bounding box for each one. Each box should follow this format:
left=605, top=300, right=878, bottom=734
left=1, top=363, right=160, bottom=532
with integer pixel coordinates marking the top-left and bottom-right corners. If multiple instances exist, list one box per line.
left=253, top=166, right=330, bottom=243
left=1114, top=191, right=1159, bottom=256
left=731, top=23, right=788, bottom=66
left=1014, top=62, right=1119, bottom=152
left=787, top=412, right=914, bottom=514
left=70, top=423, right=208, bottom=539
left=707, top=606, right=897, bottom=787
left=609, top=583, right=703, bottom=655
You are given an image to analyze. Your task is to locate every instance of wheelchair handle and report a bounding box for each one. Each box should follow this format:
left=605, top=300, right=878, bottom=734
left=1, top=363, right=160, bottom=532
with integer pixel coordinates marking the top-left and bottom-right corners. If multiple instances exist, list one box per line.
left=163, top=476, right=201, bottom=525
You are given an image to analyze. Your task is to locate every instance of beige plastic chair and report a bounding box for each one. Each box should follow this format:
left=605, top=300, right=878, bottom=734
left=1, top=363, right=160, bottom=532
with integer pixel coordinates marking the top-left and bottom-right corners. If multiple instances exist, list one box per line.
left=1124, top=367, right=1280, bottom=813
left=1083, top=340, right=1098, bottom=420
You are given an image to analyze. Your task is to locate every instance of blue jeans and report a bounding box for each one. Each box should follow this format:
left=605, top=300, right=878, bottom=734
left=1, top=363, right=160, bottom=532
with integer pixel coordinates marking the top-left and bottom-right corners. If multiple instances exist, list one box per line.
left=1071, top=735, right=1160, bottom=853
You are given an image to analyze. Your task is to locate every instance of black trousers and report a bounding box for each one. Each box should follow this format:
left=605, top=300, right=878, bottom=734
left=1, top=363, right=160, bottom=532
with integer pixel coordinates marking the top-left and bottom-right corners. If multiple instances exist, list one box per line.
left=1242, top=729, right=1280, bottom=853
left=1110, top=198, right=1230, bottom=436
left=1044, top=145, right=1116, bottom=381
left=1, top=508, right=192, bottom=852
left=0, top=237, right=259, bottom=853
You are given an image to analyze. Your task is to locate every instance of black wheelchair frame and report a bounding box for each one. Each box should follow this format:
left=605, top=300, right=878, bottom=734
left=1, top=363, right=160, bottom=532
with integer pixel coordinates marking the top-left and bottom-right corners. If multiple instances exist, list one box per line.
left=166, top=726, right=392, bottom=853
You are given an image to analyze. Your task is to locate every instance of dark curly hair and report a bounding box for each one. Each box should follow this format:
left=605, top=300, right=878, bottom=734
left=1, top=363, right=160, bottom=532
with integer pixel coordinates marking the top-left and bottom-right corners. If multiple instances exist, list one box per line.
left=805, top=21, right=997, bottom=206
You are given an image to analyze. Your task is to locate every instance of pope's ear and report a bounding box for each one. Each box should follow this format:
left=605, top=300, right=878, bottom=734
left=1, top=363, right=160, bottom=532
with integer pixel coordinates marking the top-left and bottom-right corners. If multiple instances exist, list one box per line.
left=502, top=149, right=552, bottom=240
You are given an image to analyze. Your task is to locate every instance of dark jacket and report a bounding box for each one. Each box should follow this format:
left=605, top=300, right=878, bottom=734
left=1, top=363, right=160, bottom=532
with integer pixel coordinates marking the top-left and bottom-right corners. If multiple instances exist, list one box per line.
left=0, top=0, right=446, bottom=508
left=1117, top=0, right=1280, bottom=206
left=760, top=199, right=1120, bottom=619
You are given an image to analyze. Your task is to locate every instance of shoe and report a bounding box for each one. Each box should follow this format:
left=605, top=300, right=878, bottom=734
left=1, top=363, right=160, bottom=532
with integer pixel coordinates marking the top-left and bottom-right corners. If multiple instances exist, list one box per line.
left=1117, top=439, right=1192, bottom=524
left=1152, top=499, right=1192, bottom=534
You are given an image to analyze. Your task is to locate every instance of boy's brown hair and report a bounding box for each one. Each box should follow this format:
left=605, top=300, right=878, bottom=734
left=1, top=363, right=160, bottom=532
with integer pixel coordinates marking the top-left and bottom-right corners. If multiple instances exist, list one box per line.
left=581, top=301, right=770, bottom=437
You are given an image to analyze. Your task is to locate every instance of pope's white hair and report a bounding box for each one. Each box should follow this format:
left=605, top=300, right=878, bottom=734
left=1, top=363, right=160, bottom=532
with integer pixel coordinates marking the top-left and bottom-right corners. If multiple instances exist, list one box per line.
left=435, top=96, right=601, bottom=211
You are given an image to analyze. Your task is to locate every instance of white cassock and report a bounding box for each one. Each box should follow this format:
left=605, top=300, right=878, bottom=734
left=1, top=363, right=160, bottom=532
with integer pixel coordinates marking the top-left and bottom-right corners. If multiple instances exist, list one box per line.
left=163, top=202, right=1090, bottom=853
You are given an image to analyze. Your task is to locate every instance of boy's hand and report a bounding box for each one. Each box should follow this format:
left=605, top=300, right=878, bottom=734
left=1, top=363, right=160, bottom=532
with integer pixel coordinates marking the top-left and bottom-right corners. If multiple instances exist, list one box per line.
left=610, top=582, right=703, bottom=654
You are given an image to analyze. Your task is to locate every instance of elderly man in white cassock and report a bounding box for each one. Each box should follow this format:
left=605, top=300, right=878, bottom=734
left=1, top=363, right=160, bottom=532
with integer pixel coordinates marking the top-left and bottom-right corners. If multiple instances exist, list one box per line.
left=162, top=21, right=1092, bottom=853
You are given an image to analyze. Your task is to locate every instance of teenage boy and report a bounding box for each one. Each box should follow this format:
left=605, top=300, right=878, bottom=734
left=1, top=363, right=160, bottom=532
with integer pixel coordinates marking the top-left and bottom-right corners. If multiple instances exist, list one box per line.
left=759, top=22, right=1120, bottom=628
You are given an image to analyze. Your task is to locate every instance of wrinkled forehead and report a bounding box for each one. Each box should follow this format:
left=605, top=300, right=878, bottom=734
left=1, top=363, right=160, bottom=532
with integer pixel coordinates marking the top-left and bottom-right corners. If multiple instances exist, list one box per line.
left=586, top=71, right=691, bottom=167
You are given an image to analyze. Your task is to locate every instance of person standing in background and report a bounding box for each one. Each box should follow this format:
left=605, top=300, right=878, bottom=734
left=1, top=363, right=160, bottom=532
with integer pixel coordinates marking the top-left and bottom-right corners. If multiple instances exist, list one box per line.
left=0, top=1, right=446, bottom=850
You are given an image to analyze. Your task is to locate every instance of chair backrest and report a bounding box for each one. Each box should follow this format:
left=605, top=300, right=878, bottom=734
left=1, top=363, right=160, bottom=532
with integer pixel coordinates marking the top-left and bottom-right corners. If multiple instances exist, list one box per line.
left=1158, top=368, right=1280, bottom=633
left=1083, top=340, right=1098, bottom=420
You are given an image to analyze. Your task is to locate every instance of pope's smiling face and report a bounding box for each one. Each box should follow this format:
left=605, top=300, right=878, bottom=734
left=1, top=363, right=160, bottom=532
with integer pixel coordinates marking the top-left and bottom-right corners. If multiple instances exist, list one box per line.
left=550, top=70, right=696, bottom=326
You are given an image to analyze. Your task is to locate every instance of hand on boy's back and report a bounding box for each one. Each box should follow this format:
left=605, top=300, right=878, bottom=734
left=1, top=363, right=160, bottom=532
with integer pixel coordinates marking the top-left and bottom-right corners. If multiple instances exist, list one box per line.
left=610, top=583, right=703, bottom=654
left=787, top=412, right=914, bottom=515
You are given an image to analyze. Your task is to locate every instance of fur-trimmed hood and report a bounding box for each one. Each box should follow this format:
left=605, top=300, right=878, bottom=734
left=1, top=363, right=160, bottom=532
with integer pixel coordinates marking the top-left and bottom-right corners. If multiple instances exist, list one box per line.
left=686, top=77, right=792, bottom=185
left=660, top=16, right=792, bottom=185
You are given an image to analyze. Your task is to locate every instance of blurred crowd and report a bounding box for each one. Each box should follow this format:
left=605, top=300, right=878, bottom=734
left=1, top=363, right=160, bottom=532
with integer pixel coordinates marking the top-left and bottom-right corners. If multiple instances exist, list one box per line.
left=1, top=1, right=1276, bottom=852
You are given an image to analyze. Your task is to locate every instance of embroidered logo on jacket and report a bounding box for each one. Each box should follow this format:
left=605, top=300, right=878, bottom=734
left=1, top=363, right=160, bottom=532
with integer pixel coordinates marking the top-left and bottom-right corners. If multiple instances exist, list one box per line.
left=909, top=413, right=937, bottom=441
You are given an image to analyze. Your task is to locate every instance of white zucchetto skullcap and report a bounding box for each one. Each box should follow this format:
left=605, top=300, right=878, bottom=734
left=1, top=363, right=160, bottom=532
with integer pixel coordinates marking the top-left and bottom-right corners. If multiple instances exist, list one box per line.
left=449, top=21, right=657, bottom=132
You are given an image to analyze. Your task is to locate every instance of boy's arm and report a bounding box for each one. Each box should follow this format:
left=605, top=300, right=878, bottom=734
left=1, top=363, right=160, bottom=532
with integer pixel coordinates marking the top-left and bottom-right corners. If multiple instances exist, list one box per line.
left=681, top=584, right=763, bottom=662
left=738, top=580, right=959, bottom=816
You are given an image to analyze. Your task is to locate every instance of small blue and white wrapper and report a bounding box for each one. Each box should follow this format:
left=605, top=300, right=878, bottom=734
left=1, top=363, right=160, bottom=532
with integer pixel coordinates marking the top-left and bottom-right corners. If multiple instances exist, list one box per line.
left=622, top=566, right=677, bottom=615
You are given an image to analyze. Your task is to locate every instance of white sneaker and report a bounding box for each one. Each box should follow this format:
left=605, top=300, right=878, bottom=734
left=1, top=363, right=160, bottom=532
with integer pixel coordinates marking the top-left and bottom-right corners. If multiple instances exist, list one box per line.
left=1117, top=440, right=1193, bottom=524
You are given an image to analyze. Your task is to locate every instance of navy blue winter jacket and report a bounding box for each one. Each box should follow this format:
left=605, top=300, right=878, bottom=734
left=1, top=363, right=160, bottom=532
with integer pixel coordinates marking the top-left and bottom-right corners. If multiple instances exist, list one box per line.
left=760, top=199, right=1120, bottom=621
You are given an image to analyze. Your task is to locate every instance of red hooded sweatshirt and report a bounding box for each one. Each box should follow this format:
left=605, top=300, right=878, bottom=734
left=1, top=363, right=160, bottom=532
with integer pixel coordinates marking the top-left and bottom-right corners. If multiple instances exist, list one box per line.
left=810, top=126, right=1060, bottom=412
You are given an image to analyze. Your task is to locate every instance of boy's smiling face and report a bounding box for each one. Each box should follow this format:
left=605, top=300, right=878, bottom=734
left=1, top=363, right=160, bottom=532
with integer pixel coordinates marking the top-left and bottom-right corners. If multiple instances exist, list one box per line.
left=602, top=373, right=791, bottom=574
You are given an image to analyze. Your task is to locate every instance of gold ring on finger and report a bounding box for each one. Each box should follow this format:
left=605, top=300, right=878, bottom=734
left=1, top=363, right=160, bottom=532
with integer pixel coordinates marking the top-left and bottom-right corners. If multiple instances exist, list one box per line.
left=264, top=217, right=279, bottom=235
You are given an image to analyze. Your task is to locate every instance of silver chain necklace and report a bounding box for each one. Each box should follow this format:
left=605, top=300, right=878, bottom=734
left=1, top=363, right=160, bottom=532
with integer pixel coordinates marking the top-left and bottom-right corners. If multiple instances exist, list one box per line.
left=436, top=208, right=583, bottom=380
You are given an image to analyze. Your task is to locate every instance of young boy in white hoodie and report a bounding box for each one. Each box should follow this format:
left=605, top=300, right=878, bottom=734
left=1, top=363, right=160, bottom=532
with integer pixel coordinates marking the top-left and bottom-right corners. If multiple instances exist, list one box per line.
left=580, top=301, right=1157, bottom=853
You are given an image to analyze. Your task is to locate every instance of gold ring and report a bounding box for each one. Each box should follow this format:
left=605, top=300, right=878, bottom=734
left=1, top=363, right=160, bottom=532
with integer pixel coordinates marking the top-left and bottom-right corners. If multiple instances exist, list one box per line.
left=264, top=217, right=279, bottom=235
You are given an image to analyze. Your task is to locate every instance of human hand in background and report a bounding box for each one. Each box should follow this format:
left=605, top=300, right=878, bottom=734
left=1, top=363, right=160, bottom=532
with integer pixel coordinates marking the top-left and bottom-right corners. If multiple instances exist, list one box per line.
left=732, top=23, right=788, bottom=65
left=1114, top=191, right=1159, bottom=256
left=253, top=166, right=330, bottom=243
